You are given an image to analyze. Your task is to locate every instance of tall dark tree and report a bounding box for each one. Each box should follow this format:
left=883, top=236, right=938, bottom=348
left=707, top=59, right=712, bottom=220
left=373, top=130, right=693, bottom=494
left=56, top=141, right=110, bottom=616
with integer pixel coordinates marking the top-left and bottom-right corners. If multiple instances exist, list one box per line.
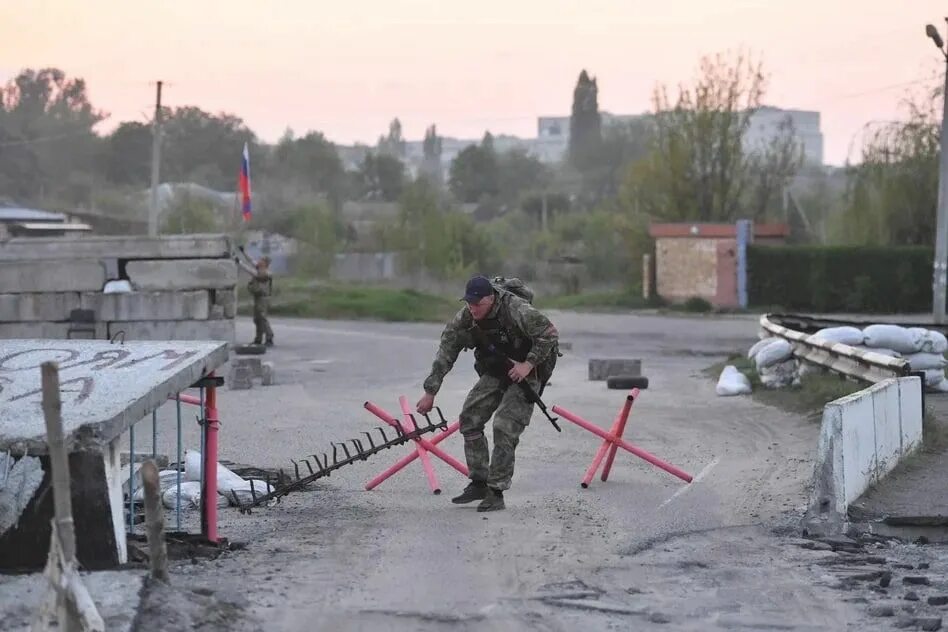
left=159, top=106, right=255, bottom=189
left=0, top=67, right=105, bottom=203
left=378, top=118, right=406, bottom=159
left=421, top=124, right=443, bottom=184
left=358, top=152, right=406, bottom=201
left=568, top=70, right=602, bottom=171
left=102, top=121, right=151, bottom=186
left=448, top=134, right=498, bottom=204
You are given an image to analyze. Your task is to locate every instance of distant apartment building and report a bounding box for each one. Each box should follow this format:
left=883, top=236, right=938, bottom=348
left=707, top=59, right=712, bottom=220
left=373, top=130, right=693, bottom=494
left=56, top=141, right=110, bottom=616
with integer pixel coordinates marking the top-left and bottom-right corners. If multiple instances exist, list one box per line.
left=344, top=105, right=823, bottom=178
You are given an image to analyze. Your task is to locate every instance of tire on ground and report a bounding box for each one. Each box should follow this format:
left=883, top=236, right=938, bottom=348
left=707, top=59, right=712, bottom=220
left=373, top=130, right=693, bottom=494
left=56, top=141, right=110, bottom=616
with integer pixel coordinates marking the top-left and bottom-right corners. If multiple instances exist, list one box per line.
left=606, top=375, right=649, bottom=390
left=233, top=344, right=266, bottom=355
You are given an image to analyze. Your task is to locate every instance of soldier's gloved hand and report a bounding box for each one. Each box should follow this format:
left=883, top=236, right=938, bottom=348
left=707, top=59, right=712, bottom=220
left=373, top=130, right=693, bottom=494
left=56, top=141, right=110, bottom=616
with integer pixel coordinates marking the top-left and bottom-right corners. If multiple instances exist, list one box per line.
left=417, top=392, right=435, bottom=414
left=507, top=361, right=534, bottom=383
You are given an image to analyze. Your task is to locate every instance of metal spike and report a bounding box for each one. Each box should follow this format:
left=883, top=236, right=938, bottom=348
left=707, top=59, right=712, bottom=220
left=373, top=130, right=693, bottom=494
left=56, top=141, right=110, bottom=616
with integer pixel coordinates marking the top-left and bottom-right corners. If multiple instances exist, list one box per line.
left=377, top=427, right=389, bottom=444
left=310, top=454, right=325, bottom=472
left=250, top=479, right=258, bottom=501
left=303, top=458, right=315, bottom=476
left=292, top=460, right=301, bottom=480
left=363, top=432, right=376, bottom=450
left=339, top=442, right=352, bottom=460
left=407, top=414, right=420, bottom=432
left=332, top=444, right=339, bottom=464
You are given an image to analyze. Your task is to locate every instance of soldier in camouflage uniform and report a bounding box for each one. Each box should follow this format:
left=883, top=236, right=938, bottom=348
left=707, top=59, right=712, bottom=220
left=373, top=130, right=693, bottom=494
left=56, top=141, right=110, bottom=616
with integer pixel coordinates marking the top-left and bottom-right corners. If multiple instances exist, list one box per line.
left=248, top=256, right=274, bottom=346
left=416, top=275, right=559, bottom=512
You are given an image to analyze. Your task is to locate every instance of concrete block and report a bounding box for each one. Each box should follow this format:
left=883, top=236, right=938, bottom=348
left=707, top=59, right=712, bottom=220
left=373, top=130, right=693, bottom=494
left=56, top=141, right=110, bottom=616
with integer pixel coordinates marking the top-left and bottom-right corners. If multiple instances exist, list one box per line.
left=0, top=234, right=232, bottom=261
left=0, top=260, right=105, bottom=293
left=588, top=358, right=641, bottom=381
left=899, top=376, right=923, bottom=455
left=840, top=391, right=875, bottom=507
left=0, top=292, right=81, bottom=322
left=0, top=321, right=108, bottom=340
left=212, top=288, right=237, bottom=319
left=261, top=361, right=275, bottom=386
left=0, top=339, right=228, bottom=455
left=0, top=445, right=126, bottom=569
left=872, top=381, right=902, bottom=480
left=126, top=259, right=237, bottom=291
left=108, top=319, right=235, bottom=342
left=82, top=290, right=211, bottom=321
left=228, top=362, right=253, bottom=390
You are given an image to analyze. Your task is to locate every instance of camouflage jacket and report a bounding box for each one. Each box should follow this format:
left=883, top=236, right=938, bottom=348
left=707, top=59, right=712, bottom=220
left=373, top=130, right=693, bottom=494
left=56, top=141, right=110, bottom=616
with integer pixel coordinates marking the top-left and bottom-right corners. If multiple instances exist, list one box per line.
left=422, top=290, right=558, bottom=395
left=247, top=272, right=272, bottom=299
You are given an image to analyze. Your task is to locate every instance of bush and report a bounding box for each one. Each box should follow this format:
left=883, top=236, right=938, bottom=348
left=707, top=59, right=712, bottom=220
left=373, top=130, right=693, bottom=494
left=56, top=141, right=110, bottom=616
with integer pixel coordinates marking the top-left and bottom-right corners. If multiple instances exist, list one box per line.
left=682, top=296, right=713, bottom=312
left=748, top=245, right=933, bottom=313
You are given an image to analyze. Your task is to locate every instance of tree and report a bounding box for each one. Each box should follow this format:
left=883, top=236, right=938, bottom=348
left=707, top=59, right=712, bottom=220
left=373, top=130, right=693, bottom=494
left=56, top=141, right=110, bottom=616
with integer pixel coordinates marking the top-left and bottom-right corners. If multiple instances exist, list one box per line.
left=268, top=130, right=347, bottom=207
left=626, top=51, right=802, bottom=222
left=161, top=193, right=220, bottom=234
left=378, top=118, right=406, bottom=159
left=833, top=82, right=942, bottom=246
left=357, top=152, right=406, bottom=201
left=102, top=121, right=151, bottom=186
left=159, top=106, right=255, bottom=190
left=448, top=133, right=499, bottom=204
left=497, top=148, right=551, bottom=204
left=421, top=124, right=443, bottom=184
left=0, top=67, right=105, bottom=204
left=568, top=70, right=602, bottom=172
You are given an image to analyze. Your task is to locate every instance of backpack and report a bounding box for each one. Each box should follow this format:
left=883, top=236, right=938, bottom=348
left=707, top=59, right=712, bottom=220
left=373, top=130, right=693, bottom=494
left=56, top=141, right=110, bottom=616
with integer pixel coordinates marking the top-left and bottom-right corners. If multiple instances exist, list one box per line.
left=490, top=276, right=534, bottom=304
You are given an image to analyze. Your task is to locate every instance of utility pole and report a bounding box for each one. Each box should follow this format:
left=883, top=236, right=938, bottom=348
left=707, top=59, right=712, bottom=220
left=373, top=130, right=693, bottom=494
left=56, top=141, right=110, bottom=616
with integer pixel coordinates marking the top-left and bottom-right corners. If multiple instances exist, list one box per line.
left=928, top=21, right=948, bottom=322
left=148, top=81, right=163, bottom=237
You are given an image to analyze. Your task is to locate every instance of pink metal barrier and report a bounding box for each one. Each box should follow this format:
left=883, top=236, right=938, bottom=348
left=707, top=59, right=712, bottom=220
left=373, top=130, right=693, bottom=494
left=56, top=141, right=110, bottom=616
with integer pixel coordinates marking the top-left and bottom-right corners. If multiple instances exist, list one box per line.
left=552, top=389, right=693, bottom=486
left=363, top=396, right=468, bottom=494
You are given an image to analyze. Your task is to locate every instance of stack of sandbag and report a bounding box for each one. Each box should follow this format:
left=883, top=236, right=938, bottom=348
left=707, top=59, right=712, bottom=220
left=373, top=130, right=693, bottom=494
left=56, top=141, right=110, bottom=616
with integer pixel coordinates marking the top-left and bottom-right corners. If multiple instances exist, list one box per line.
left=716, top=365, right=752, bottom=396
left=751, top=338, right=798, bottom=389
left=861, top=324, right=948, bottom=391
left=178, top=450, right=275, bottom=508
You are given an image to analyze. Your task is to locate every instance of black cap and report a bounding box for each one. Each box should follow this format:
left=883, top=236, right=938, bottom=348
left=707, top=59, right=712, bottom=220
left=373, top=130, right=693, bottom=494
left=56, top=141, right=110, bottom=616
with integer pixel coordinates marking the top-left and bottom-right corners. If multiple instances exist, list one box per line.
left=461, top=275, right=493, bottom=303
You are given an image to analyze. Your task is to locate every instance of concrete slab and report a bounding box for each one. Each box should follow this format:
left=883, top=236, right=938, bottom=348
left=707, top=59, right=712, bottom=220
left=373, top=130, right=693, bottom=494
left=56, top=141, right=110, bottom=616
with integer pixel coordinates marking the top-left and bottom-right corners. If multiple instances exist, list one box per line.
left=0, top=338, right=228, bottom=454
left=211, top=288, right=237, bottom=319
left=81, top=290, right=211, bottom=321
left=0, top=293, right=81, bottom=322
left=0, top=321, right=108, bottom=340
left=126, top=259, right=237, bottom=291
left=0, top=234, right=232, bottom=261
left=108, top=319, right=235, bottom=342
left=0, top=260, right=106, bottom=293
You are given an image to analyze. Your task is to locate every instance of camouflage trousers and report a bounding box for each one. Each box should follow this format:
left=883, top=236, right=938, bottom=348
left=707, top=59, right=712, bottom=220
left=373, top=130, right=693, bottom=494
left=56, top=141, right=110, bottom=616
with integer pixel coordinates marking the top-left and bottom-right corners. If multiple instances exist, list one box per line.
left=458, top=373, right=539, bottom=491
left=252, top=300, right=273, bottom=343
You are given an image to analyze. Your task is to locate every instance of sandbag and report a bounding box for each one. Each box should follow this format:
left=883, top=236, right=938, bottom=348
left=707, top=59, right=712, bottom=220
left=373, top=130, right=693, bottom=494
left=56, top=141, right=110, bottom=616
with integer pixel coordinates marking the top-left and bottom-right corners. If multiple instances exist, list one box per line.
left=811, top=326, right=864, bottom=346
left=132, top=469, right=183, bottom=502
left=850, top=345, right=901, bottom=358
left=716, top=365, right=752, bottom=396
left=747, top=338, right=774, bottom=359
left=184, top=450, right=246, bottom=494
left=929, top=378, right=948, bottom=393
left=161, top=481, right=228, bottom=510
left=909, top=328, right=948, bottom=354
left=905, top=352, right=948, bottom=371
left=759, top=358, right=798, bottom=389
left=863, top=325, right=924, bottom=354
left=755, top=339, right=793, bottom=370
left=925, top=369, right=946, bottom=387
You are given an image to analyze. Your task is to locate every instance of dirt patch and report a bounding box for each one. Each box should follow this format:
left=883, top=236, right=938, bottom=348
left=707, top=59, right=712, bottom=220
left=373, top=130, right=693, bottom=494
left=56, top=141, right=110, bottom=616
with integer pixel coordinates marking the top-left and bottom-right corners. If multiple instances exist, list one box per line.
left=131, top=578, right=264, bottom=632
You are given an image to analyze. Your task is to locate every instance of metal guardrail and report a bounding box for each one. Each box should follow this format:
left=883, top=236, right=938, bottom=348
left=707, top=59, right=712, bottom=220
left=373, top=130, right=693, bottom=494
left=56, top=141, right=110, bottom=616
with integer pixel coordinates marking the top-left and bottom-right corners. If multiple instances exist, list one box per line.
left=760, top=314, right=913, bottom=384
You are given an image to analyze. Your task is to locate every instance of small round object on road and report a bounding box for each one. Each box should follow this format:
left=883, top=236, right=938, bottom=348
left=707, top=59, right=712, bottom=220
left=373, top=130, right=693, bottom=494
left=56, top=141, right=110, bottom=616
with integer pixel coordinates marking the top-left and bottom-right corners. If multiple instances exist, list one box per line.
left=606, top=375, right=649, bottom=390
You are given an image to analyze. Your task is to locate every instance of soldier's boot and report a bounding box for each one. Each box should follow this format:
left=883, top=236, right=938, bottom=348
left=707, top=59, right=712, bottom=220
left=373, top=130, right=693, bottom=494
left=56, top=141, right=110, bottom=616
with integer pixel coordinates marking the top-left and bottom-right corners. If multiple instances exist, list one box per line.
left=265, top=337, right=274, bottom=347
left=476, top=488, right=505, bottom=512
left=451, top=480, right=487, bottom=504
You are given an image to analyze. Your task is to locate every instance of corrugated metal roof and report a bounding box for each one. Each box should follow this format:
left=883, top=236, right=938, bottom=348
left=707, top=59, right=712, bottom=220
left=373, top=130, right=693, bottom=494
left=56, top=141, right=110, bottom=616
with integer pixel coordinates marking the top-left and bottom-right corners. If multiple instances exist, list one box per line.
left=0, top=207, right=66, bottom=222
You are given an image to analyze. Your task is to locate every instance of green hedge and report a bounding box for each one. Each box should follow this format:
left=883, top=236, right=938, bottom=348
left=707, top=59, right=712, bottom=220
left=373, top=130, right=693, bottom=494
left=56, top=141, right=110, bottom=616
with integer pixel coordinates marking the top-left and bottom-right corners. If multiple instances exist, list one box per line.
left=747, top=245, right=934, bottom=313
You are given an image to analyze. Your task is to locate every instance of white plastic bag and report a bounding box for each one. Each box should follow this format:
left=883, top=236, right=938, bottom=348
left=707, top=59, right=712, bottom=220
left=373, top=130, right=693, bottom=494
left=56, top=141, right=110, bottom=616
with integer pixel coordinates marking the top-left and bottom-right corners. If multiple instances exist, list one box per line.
left=716, top=365, right=752, bottom=396
left=811, top=326, right=864, bottom=346
left=161, top=481, right=228, bottom=510
left=905, top=352, right=948, bottom=371
left=863, top=325, right=924, bottom=354
left=755, top=339, right=793, bottom=370
left=184, top=450, right=246, bottom=494
left=747, top=338, right=774, bottom=359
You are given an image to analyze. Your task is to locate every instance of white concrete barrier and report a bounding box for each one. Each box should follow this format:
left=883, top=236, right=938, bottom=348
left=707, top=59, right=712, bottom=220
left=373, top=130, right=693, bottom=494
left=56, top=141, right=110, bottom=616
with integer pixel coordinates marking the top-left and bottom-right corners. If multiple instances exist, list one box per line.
left=805, top=376, right=922, bottom=534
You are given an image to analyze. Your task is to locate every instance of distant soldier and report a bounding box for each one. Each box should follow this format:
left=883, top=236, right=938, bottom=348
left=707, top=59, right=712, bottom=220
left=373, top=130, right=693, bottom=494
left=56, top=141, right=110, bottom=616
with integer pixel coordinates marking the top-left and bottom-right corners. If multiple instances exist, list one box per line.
left=416, top=275, right=559, bottom=512
left=248, top=255, right=274, bottom=346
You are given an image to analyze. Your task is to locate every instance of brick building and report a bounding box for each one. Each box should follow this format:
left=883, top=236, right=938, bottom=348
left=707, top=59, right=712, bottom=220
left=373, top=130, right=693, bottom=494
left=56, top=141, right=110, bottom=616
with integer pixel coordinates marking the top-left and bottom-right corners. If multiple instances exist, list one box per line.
left=648, top=222, right=789, bottom=308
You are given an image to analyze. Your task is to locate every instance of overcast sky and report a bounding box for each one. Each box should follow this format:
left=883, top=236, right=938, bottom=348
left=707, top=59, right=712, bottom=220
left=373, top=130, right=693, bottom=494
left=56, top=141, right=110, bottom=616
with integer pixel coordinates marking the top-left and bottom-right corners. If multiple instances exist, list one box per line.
left=1, top=0, right=945, bottom=166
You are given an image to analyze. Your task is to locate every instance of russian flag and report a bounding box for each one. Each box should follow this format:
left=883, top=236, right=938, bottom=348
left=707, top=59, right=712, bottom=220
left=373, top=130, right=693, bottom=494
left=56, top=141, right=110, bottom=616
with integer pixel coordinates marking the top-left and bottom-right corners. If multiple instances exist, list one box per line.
left=239, top=142, right=252, bottom=221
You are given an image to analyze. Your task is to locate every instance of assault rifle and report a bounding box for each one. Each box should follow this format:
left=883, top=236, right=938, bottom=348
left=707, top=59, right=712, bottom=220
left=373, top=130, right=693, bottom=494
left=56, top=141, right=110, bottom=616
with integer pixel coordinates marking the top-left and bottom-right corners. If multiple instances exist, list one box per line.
left=477, top=339, right=561, bottom=433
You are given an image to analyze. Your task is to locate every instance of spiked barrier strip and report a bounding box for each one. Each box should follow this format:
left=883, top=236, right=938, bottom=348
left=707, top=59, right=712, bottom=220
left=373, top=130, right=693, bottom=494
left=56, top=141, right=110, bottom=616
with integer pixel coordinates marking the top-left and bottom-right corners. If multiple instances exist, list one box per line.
left=233, top=407, right=450, bottom=513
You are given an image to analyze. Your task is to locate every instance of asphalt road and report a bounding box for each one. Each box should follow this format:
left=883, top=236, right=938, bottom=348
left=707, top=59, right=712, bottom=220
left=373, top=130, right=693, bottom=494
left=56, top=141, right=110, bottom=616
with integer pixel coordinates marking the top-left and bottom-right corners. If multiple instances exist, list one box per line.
left=131, top=310, right=900, bottom=631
